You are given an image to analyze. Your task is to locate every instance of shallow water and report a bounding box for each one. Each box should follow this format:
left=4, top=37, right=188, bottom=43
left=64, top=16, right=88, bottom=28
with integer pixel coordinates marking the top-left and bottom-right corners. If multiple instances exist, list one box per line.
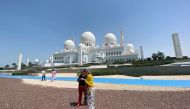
left=0, top=73, right=190, bottom=88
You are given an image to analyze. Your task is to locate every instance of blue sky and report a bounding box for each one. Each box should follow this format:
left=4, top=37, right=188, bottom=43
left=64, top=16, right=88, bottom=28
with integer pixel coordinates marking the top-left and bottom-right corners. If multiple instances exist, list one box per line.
left=0, top=0, right=190, bottom=66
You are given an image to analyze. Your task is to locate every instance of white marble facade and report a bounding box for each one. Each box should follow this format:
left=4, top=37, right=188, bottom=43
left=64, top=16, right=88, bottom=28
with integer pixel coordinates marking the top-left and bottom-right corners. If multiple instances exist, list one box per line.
left=44, top=31, right=138, bottom=67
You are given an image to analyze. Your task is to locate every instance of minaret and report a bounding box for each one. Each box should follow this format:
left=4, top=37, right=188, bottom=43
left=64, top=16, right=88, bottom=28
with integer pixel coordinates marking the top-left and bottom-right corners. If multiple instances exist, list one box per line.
left=140, top=46, right=144, bottom=59
left=120, top=30, right=124, bottom=47
left=71, top=36, right=75, bottom=43
left=50, top=55, right=54, bottom=64
left=17, top=53, right=22, bottom=70
left=78, top=45, right=83, bottom=66
left=26, top=57, right=29, bottom=66
left=172, top=33, right=183, bottom=58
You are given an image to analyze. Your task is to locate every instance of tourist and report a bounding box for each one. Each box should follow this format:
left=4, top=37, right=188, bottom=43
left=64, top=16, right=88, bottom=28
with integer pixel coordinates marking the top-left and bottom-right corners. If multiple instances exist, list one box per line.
left=76, top=70, right=86, bottom=107
left=51, top=69, right=56, bottom=82
left=41, top=68, right=46, bottom=81
left=84, top=69, right=95, bottom=109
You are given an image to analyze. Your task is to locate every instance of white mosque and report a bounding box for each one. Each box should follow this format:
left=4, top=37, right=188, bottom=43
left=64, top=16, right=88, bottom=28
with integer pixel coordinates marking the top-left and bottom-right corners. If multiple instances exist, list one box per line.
left=44, top=31, right=138, bottom=67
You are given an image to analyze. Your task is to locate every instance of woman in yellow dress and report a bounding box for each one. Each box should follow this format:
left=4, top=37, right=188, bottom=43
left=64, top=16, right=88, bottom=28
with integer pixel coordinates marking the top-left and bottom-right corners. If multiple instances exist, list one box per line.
left=84, top=69, right=95, bottom=109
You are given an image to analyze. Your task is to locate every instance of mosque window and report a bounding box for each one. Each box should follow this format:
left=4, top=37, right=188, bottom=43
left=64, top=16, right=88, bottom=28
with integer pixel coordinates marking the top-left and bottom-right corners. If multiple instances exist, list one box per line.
left=119, top=51, right=121, bottom=55
left=116, top=52, right=118, bottom=55
left=109, top=52, right=110, bottom=56
left=114, top=52, right=115, bottom=55
left=111, top=52, right=113, bottom=56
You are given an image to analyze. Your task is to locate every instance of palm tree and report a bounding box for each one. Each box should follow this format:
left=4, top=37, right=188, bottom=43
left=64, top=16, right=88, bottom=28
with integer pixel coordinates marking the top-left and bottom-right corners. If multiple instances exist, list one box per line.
left=5, top=65, right=10, bottom=69
left=152, top=53, right=158, bottom=60
left=146, top=57, right=152, bottom=61
left=166, top=56, right=171, bottom=60
left=21, top=63, right=26, bottom=68
left=28, top=62, right=34, bottom=67
left=157, top=51, right=165, bottom=60
left=12, top=63, right=17, bottom=69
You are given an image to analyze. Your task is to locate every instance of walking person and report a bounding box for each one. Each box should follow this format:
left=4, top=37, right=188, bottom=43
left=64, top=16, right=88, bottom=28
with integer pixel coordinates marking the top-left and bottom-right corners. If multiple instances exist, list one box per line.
left=41, top=68, right=46, bottom=81
left=84, top=69, right=95, bottom=109
left=76, top=70, right=86, bottom=107
left=51, top=69, right=56, bottom=82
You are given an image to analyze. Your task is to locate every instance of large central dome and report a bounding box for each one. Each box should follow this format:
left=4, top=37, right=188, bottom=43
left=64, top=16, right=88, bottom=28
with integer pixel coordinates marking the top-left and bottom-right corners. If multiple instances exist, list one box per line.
left=64, top=40, right=75, bottom=50
left=81, top=31, right=96, bottom=44
left=126, top=43, right=134, bottom=50
left=126, top=43, right=135, bottom=54
left=104, top=33, right=117, bottom=45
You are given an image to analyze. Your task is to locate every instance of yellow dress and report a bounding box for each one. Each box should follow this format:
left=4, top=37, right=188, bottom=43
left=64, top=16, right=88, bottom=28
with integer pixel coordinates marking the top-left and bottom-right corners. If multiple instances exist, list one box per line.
left=85, top=74, right=95, bottom=109
left=85, top=74, right=94, bottom=87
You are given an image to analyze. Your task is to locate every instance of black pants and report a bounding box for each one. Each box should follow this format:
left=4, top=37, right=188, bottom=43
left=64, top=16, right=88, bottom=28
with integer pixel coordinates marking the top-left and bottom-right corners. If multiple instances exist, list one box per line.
left=42, top=75, right=46, bottom=81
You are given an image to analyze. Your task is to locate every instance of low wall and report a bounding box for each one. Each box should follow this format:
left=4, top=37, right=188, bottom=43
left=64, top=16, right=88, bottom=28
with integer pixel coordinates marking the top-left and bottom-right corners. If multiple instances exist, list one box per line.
left=2, top=66, right=190, bottom=76
left=90, top=66, right=190, bottom=76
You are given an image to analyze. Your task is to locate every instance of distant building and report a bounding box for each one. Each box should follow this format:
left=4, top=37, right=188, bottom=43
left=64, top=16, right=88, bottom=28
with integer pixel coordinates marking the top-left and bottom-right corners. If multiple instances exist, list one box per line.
left=172, top=33, right=183, bottom=58
left=26, top=58, right=29, bottom=66
left=43, top=31, right=139, bottom=67
left=34, top=59, right=39, bottom=65
left=140, top=46, right=144, bottom=59
left=17, top=53, right=22, bottom=70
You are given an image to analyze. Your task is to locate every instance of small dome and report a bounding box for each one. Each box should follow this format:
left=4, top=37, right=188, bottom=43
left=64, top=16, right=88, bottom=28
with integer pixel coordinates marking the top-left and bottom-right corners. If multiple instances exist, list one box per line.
left=78, top=43, right=85, bottom=48
left=34, top=59, right=39, bottom=63
left=46, top=60, right=49, bottom=63
left=124, top=49, right=135, bottom=55
left=81, top=31, right=96, bottom=44
left=104, top=33, right=117, bottom=45
left=128, top=49, right=135, bottom=53
left=126, top=43, right=134, bottom=50
left=64, top=40, right=75, bottom=50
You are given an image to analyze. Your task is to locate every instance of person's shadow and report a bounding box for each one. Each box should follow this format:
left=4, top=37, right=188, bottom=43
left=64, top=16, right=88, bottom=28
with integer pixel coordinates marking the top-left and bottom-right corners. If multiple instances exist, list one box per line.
left=70, top=102, right=78, bottom=107
left=70, top=102, right=87, bottom=108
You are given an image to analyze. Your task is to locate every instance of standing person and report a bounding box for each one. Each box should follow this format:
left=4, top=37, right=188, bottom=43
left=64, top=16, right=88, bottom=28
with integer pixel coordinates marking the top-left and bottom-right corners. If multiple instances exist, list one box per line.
left=76, top=70, right=86, bottom=107
left=41, top=68, right=46, bottom=81
left=51, top=69, right=56, bottom=82
left=84, top=69, right=95, bottom=109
